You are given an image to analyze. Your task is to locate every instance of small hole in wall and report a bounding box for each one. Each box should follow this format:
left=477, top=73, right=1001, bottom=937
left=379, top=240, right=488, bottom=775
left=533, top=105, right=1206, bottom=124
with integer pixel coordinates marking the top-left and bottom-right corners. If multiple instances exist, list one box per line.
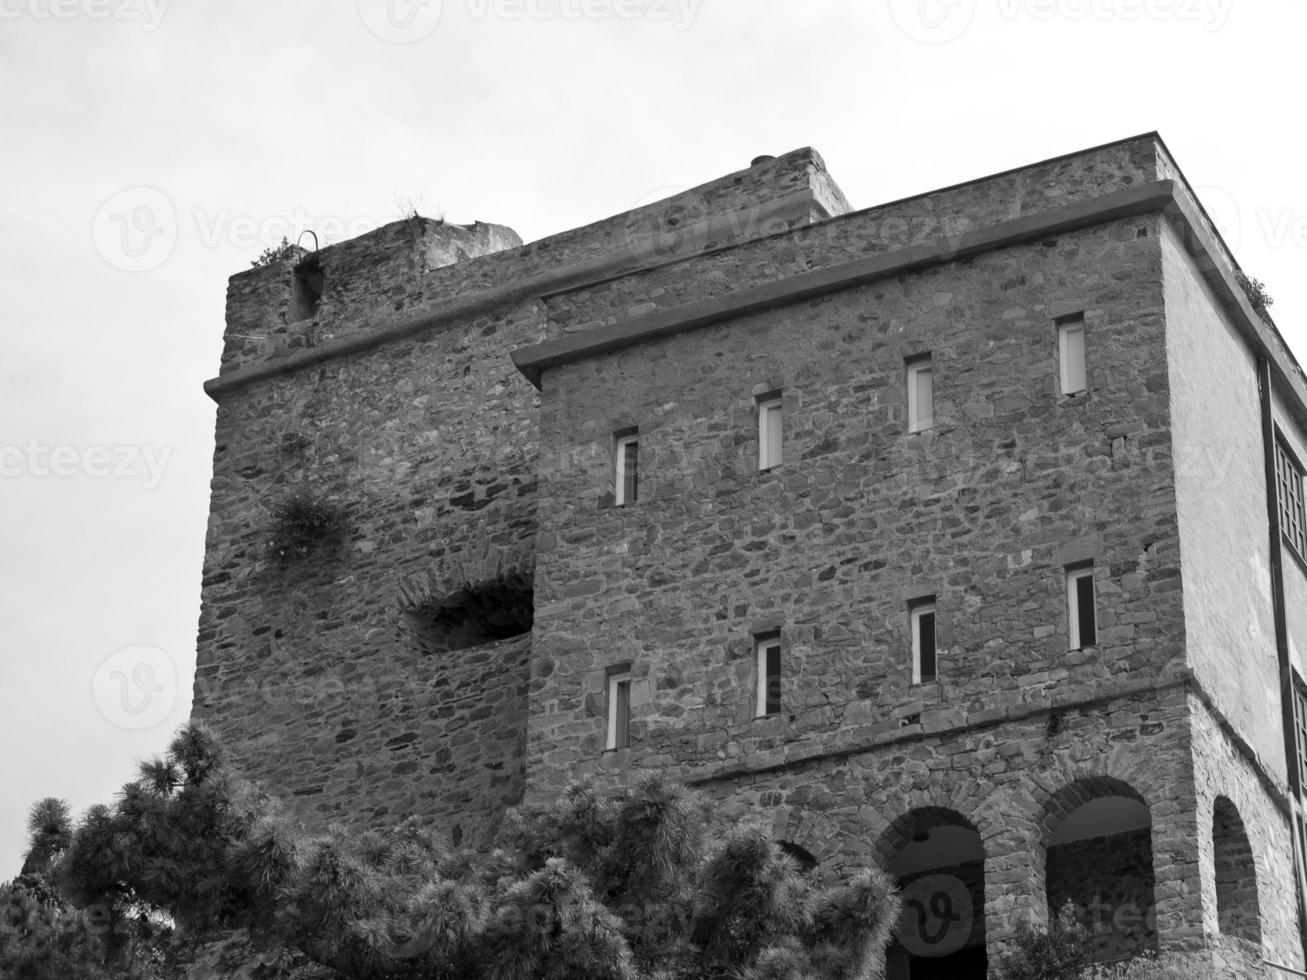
left=452, top=824, right=463, bottom=846
left=404, top=571, right=534, bottom=656
left=292, top=256, right=324, bottom=321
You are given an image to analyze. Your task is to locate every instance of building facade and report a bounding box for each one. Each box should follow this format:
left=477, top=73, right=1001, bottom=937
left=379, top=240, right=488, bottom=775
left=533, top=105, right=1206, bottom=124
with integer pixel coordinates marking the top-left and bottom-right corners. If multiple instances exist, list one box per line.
left=192, top=134, right=1307, bottom=977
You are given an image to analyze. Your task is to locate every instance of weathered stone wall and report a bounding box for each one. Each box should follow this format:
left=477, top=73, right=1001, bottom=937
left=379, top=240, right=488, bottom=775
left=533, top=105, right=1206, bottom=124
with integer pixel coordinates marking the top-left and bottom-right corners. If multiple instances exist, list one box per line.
left=672, top=688, right=1199, bottom=962
left=192, top=134, right=1307, bottom=974
left=192, top=149, right=848, bottom=842
left=1189, top=692, right=1301, bottom=968
left=528, top=215, right=1179, bottom=788
left=526, top=210, right=1210, bottom=964
left=193, top=299, right=544, bottom=842
left=544, top=135, right=1166, bottom=335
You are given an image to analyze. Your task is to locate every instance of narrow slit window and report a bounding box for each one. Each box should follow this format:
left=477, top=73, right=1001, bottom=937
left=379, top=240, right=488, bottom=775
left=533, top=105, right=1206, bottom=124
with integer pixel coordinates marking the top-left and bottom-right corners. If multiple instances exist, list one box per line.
left=911, top=600, right=937, bottom=683
left=758, top=395, right=782, bottom=471
left=607, top=669, right=631, bottom=750
left=755, top=634, right=781, bottom=717
left=907, top=356, right=933, bottom=432
left=1067, top=565, right=1097, bottom=649
left=1058, top=313, right=1087, bottom=395
left=615, top=432, right=639, bottom=506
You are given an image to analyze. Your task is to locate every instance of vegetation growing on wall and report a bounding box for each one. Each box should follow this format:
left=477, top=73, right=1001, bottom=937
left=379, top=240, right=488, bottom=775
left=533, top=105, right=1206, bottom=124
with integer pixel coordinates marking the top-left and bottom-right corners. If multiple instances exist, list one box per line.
left=267, top=493, right=351, bottom=566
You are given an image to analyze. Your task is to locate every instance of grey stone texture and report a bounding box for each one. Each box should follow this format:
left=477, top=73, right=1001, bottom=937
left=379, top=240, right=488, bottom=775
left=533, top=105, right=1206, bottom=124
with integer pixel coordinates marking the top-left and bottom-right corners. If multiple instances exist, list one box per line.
left=193, top=134, right=1307, bottom=976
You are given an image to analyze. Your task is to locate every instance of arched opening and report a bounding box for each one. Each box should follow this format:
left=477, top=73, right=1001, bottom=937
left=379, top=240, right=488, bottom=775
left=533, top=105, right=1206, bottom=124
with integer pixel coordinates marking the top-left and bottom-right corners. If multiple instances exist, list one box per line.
left=879, top=807, right=987, bottom=980
left=1213, top=797, right=1261, bottom=943
left=1043, top=778, right=1157, bottom=964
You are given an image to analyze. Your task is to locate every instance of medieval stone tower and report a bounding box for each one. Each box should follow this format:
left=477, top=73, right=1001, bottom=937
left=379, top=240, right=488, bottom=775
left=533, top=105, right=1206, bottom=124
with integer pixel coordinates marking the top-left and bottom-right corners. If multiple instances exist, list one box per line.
left=192, top=134, right=1307, bottom=978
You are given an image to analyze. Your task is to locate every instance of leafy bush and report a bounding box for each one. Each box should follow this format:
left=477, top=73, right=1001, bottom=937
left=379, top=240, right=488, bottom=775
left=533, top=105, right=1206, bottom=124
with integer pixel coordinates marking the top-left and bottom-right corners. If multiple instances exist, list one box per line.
left=1235, top=270, right=1273, bottom=322
left=997, top=901, right=1090, bottom=980
left=250, top=237, right=299, bottom=269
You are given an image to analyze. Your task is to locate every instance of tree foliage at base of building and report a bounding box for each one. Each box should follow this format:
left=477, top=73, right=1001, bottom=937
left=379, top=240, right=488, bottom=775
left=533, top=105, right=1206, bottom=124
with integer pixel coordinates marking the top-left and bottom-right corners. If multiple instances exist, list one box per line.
left=7, top=722, right=900, bottom=980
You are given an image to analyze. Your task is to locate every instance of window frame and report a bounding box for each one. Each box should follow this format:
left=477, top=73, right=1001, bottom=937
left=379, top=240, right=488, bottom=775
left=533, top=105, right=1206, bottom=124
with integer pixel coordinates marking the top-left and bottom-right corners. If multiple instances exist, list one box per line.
left=757, top=394, right=783, bottom=471
left=1275, top=433, right=1307, bottom=561
left=1066, top=564, right=1097, bottom=650
left=614, top=431, right=639, bottom=506
left=910, top=599, right=937, bottom=684
left=1057, top=312, right=1087, bottom=396
left=906, top=355, right=934, bottom=433
left=1292, top=671, right=1307, bottom=796
left=606, top=667, right=632, bottom=751
left=754, top=633, right=782, bottom=718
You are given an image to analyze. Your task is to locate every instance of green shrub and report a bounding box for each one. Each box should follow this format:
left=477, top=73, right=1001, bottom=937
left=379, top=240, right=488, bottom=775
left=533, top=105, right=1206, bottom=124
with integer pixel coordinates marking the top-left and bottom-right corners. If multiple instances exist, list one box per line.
left=997, top=902, right=1090, bottom=980
left=1235, top=270, right=1273, bottom=322
left=1082, top=950, right=1219, bottom=980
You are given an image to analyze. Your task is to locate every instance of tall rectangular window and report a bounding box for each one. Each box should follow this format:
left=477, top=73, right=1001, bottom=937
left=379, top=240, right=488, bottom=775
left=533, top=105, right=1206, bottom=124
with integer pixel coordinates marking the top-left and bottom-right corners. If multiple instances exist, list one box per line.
left=1067, top=564, right=1097, bottom=649
left=606, top=669, right=631, bottom=750
left=911, top=599, right=937, bottom=683
left=615, top=432, right=639, bottom=506
left=757, top=395, right=782, bottom=471
left=907, top=356, right=933, bottom=432
left=1058, top=313, right=1087, bottom=395
left=1276, top=436, right=1307, bottom=559
left=1292, top=674, right=1307, bottom=795
left=755, top=634, right=781, bottom=717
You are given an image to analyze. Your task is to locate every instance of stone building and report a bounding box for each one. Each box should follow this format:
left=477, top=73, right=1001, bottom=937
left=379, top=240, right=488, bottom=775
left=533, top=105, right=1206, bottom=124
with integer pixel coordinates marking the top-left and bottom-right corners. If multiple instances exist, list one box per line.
left=192, top=133, right=1307, bottom=978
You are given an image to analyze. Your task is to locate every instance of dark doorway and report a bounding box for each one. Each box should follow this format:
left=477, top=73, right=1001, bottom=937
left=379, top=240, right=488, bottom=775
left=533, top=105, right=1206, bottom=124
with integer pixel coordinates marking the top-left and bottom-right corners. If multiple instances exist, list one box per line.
left=909, top=944, right=987, bottom=979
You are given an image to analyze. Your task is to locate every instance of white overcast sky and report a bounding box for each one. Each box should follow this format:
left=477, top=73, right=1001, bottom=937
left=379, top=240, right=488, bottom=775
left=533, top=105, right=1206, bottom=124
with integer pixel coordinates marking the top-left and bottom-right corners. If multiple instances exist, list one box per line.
left=3, top=0, right=1306, bottom=872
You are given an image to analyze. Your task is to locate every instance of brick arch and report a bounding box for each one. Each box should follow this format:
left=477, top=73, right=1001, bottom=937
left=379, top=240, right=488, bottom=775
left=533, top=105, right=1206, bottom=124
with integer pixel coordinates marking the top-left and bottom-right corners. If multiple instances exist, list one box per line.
left=1212, top=796, right=1262, bottom=943
left=874, top=806, right=983, bottom=869
left=1035, top=774, right=1149, bottom=848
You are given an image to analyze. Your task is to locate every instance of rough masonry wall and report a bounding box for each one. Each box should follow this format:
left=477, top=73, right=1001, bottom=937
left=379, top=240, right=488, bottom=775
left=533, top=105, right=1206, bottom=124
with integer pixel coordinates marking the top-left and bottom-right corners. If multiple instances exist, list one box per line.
left=529, top=217, right=1179, bottom=788
left=690, top=691, right=1197, bottom=957
left=193, top=149, right=847, bottom=841
left=545, top=136, right=1166, bottom=335
left=527, top=215, right=1208, bottom=952
left=1189, top=692, right=1301, bottom=967
left=193, top=296, right=545, bottom=844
